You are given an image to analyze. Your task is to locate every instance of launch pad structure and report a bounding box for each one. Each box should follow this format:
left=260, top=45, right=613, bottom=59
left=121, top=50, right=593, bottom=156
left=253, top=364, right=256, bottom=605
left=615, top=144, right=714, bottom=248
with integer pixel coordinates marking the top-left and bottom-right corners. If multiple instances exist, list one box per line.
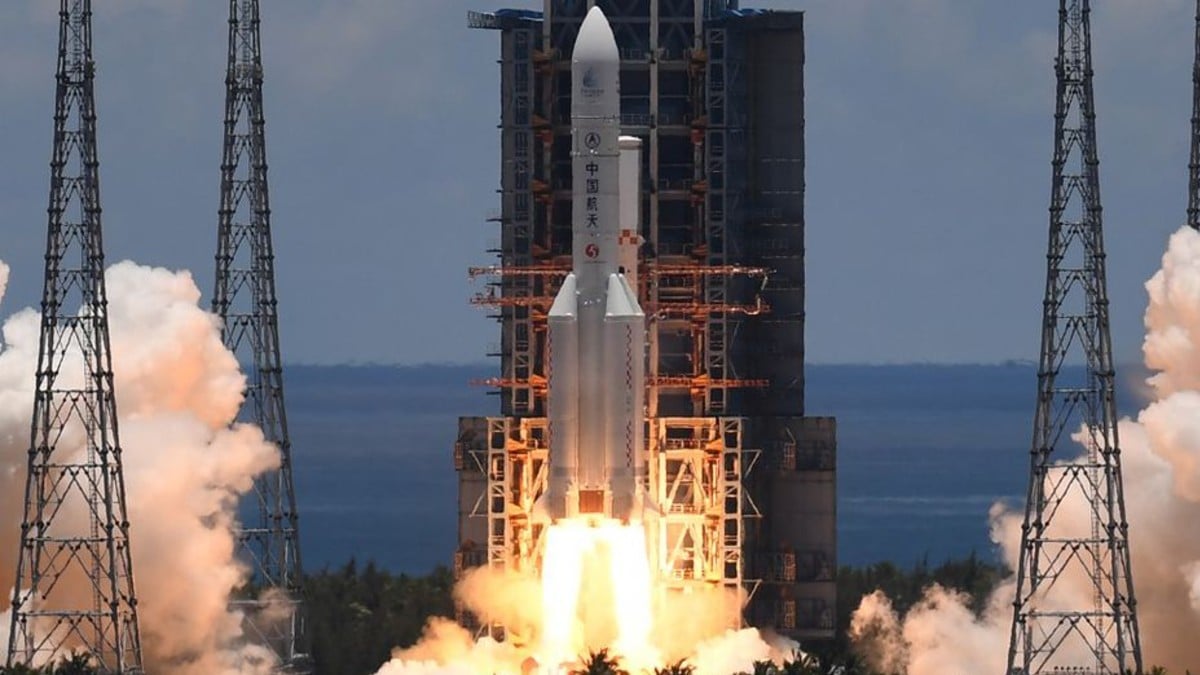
left=212, top=0, right=309, bottom=670
left=457, top=0, right=836, bottom=643
left=8, top=1, right=144, bottom=670
left=1005, top=1, right=1142, bottom=673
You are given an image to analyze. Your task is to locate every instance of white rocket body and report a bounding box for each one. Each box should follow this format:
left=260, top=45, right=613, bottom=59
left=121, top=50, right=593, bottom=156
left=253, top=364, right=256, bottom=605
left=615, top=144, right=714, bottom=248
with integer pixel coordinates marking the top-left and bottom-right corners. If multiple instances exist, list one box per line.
left=541, top=7, right=648, bottom=524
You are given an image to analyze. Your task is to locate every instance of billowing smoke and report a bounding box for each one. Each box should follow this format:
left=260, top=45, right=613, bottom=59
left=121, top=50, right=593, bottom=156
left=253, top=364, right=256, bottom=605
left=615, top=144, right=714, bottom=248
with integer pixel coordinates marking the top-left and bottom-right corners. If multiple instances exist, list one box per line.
left=0, top=260, right=282, bottom=673
left=850, top=227, right=1200, bottom=673
left=373, top=558, right=800, bottom=674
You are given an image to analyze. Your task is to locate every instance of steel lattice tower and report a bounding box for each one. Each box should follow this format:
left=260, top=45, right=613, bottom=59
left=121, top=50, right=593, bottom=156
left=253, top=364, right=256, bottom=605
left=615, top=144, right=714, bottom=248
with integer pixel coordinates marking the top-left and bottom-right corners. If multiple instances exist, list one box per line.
left=7, top=1, right=143, bottom=671
left=1006, top=2, right=1142, bottom=673
left=212, top=0, right=307, bottom=669
left=1189, top=0, right=1200, bottom=231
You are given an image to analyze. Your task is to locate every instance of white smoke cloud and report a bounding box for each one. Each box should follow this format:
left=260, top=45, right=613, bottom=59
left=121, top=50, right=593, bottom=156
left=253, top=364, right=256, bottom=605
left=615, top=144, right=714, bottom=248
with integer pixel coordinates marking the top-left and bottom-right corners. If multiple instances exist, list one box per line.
left=849, top=226, right=1200, bottom=673
left=0, top=261, right=281, bottom=673
left=374, top=622, right=799, bottom=675
left=373, top=564, right=800, bottom=674
left=0, top=261, right=8, bottom=307
left=689, top=628, right=795, bottom=675
left=376, top=618, right=528, bottom=675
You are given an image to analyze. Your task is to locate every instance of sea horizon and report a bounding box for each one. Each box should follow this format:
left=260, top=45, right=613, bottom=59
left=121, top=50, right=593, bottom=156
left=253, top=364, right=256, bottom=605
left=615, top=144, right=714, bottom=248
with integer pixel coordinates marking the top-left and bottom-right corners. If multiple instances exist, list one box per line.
left=280, top=362, right=1153, bottom=575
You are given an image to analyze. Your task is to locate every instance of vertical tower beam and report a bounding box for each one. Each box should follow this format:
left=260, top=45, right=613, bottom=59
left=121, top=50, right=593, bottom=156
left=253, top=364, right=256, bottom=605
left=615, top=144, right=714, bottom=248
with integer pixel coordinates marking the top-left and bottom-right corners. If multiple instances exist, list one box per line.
left=7, top=1, right=144, bottom=671
left=1189, top=0, right=1200, bottom=230
left=212, top=0, right=307, bottom=669
left=1006, top=2, right=1142, bottom=673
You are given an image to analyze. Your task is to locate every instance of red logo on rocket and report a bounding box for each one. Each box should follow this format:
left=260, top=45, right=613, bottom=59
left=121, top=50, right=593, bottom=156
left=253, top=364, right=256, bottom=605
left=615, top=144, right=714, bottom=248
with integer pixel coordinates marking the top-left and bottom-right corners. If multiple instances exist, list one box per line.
left=585, top=244, right=600, bottom=259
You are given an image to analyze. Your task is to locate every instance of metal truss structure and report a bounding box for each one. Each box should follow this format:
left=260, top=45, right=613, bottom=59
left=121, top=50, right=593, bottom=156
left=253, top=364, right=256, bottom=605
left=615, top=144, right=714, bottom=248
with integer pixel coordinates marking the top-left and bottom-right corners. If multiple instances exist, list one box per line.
left=212, top=0, right=308, bottom=669
left=1006, top=2, right=1143, bottom=673
left=460, top=0, right=834, bottom=643
left=454, top=415, right=757, bottom=641
left=1190, top=0, right=1200, bottom=231
left=7, top=1, right=144, bottom=671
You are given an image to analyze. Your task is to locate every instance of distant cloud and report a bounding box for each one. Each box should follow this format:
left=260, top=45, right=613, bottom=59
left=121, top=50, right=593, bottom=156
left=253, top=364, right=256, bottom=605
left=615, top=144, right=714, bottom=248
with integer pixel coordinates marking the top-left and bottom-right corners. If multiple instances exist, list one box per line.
left=803, top=0, right=1053, bottom=114
left=0, top=0, right=1196, bottom=364
left=263, top=1, right=483, bottom=117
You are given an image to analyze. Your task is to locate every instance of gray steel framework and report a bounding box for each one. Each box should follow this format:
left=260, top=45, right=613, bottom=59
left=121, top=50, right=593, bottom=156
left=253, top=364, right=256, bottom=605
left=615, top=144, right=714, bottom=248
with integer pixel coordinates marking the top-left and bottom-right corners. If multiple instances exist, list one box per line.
left=1190, top=0, right=1200, bottom=231
left=463, top=1, right=834, bottom=643
left=212, top=0, right=307, bottom=669
left=7, top=1, right=143, bottom=671
left=1006, top=1, right=1142, bottom=673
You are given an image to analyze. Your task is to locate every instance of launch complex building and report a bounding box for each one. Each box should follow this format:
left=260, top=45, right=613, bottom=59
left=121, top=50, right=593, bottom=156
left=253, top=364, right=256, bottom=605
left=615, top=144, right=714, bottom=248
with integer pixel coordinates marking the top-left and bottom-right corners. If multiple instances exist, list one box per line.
left=454, top=0, right=836, bottom=643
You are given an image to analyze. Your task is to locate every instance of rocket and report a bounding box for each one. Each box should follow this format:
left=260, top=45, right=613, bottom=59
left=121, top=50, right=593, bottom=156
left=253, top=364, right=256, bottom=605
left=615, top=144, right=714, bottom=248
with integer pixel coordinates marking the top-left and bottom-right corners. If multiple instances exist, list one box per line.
left=537, top=7, right=650, bottom=524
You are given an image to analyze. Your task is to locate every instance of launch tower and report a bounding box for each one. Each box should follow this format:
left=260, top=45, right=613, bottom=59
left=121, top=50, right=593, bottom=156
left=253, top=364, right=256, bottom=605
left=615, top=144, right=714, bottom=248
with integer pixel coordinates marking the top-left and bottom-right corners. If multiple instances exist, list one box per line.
left=212, top=0, right=308, bottom=669
left=458, top=0, right=835, bottom=643
left=7, top=0, right=144, bottom=670
left=1189, top=0, right=1200, bottom=231
left=1005, top=1, right=1143, bottom=673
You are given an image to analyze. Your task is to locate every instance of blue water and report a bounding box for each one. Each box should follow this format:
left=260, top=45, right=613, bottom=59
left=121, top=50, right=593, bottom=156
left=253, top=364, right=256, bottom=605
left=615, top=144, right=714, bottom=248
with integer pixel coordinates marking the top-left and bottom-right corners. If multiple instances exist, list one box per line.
left=282, top=363, right=1148, bottom=574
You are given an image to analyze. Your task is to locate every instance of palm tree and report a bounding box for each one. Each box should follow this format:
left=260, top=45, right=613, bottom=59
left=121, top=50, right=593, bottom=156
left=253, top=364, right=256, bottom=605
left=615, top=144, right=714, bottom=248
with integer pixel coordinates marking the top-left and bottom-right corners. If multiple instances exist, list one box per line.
left=50, top=655, right=97, bottom=675
left=752, top=661, right=779, bottom=675
left=0, top=654, right=98, bottom=675
left=0, top=666, right=42, bottom=675
left=573, top=648, right=630, bottom=675
left=654, top=660, right=696, bottom=675
left=780, top=651, right=823, bottom=675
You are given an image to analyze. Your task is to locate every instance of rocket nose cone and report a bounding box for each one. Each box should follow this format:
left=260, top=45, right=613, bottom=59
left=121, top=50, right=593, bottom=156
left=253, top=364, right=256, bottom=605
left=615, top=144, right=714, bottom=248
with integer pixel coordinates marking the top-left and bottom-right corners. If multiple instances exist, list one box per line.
left=574, top=6, right=619, bottom=64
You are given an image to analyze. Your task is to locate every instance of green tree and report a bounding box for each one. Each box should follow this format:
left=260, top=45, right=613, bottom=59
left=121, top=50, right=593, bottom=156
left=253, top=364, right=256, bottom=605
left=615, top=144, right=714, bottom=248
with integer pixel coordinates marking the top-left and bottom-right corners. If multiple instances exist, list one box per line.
left=573, top=649, right=629, bottom=675
left=0, top=654, right=99, bottom=675
left=304, top=560, right=456, bottom=675
left=654, top=660, right=695, bottom=675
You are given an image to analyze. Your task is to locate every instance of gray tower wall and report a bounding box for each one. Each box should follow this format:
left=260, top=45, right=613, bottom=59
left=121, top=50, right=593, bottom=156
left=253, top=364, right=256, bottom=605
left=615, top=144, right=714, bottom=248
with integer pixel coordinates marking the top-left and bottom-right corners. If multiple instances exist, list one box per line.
left=719, top=13, right=837, bottom=641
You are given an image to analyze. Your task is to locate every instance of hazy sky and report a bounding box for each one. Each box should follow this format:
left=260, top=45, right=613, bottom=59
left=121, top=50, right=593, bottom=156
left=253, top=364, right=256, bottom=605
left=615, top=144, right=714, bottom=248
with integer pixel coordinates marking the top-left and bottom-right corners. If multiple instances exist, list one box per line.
left=0, top=0, right=1194, bottom=366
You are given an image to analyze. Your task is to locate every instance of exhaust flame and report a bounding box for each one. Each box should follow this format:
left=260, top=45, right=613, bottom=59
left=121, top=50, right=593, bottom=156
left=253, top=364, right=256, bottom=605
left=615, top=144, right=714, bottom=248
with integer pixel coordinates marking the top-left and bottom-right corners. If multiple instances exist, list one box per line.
left=538, top=519, right=655, bottom=670
left=376, top=513, right=802, bottom=675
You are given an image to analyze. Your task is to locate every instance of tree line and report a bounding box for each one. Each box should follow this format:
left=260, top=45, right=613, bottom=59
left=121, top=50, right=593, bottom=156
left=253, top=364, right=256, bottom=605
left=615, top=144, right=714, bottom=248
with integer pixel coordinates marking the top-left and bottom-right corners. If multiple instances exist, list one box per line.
left=0, top=554, right=1179, bottom=674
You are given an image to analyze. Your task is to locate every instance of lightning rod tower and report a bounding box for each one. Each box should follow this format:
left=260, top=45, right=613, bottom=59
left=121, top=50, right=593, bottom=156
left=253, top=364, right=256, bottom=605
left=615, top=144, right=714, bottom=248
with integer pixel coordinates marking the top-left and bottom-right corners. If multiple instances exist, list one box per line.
left=213, top=0, right=308, bottom=669
left=1189, top=0, right=1200, bottom=231
left=7, top=0, right=144, bottom=671
left=1006, top=1, right=1143, bottom=673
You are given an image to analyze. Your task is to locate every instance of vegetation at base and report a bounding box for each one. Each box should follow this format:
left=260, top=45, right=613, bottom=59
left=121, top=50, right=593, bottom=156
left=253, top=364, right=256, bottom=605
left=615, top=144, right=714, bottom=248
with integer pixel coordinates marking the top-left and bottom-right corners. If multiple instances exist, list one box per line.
left=306, top=559, right=456, bottom=675
left=0, top=555, right=1180, bottom=674
left=303, top=553, right=1006, bottom=674
left=652, top=659, right=695, bottom=675
left=576, top=649, right=629, bottom=674
left=0, top=654, right=99, bottom=674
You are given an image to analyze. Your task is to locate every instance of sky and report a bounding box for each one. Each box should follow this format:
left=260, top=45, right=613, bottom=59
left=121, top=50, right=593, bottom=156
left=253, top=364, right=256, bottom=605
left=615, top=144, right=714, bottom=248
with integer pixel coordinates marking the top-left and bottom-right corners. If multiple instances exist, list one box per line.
left=0, top=0, right=1195, bottom=366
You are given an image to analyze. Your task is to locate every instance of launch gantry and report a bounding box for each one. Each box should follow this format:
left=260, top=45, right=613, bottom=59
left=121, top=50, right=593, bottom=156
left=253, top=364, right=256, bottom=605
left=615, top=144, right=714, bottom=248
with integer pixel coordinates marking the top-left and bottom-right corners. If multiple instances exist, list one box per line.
left=1005, top=2, right=1142, bottom=673
left=8, top=1, right=144, bottom=671
left=459, top=0, right=836, bottom=644
left=1189, top=0, right=1200, bottom=231
left=212, top=0, right=309, bottom=669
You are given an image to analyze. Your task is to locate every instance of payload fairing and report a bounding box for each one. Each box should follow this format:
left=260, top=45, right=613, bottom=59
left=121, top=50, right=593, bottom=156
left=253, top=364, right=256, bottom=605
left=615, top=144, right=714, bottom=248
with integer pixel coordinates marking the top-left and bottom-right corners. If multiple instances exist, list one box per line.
left=538, top=7, right=651, bottom=524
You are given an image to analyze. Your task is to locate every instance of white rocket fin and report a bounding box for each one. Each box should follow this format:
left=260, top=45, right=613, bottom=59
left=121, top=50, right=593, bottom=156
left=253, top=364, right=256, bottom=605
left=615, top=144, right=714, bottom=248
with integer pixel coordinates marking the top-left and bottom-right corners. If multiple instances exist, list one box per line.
left=615, top=272, right=643, bottom=317
left=605, top=273, right=638, bottom=318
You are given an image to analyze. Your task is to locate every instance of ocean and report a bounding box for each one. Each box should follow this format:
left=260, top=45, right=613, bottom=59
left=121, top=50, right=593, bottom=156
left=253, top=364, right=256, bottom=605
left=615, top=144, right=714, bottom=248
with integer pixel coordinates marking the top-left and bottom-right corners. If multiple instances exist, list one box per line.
left=281, top=362, right=1151, bottom=574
